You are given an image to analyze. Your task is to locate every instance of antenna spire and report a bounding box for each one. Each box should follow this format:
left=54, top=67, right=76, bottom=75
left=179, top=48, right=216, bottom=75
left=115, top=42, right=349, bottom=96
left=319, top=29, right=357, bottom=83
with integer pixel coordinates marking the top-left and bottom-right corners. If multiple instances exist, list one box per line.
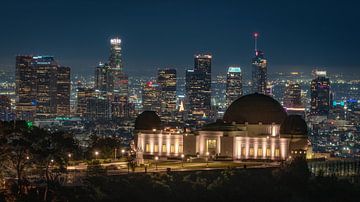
left=254, top=32, right=259, bottom=54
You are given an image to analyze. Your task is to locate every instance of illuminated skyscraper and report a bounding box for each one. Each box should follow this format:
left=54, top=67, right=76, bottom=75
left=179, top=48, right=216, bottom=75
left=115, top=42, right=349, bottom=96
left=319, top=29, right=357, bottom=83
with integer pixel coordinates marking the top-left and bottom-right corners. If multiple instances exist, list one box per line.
left=186, top=54, right=212, bottom=122
left=109, top=38, right=129, bottom=118
left=226, top=66, right=242, bottom=106
left=95, top=63, right=113, bottom=92
left=15, top=55, right=36, bottom=120
left=284, top=82, right=302, bottom=108
left=142, top=81, right=161, bottom=113
left=310, top=70, right=331, bottom=116
left=251, top=33, right=268, bottom=94
left=15, top=55, right=71, bottom=120
left=76, top=88, right=94, bottom=117
left=56, top=66, right=71, bottom=116
left=33, top=56, right=58, bottom=119
left=157, top=69, right=177, bottom=121
left=185, top=54, right=212, bottom=126
left=109, top=38, right=123, bottom=70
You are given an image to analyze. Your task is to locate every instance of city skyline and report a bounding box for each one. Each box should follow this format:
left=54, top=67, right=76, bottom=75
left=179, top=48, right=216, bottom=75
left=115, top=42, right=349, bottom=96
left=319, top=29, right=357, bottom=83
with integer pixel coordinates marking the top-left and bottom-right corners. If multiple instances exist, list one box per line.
left=1, top=0, right=360, bottom=75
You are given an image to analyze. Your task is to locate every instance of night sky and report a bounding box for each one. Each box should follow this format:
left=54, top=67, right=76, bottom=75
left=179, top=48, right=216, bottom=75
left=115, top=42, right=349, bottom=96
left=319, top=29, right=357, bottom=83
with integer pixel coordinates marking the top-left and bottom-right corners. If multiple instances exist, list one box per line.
left=1, top=0, right=359, bottom=76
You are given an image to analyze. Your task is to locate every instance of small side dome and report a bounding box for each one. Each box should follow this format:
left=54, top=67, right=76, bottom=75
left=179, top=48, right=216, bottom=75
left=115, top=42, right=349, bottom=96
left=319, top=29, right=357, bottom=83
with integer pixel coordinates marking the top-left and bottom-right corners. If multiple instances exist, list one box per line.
left=134, top=111, right=162, bottom=130
left=280, top=115, right=308, bottom=135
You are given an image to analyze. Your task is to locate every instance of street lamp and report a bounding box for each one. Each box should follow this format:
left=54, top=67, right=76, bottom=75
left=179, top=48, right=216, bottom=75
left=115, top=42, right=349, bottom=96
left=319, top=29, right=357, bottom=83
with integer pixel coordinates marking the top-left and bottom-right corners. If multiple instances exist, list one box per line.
left=121, top=149, right=125, bottom=156
left=94, top=151, right=99, bottom=160
left=154, top=156, right=159, bottom=170
left=206, top=152, right=209, bottom=167
left=181, top=154, right=185, bottom=168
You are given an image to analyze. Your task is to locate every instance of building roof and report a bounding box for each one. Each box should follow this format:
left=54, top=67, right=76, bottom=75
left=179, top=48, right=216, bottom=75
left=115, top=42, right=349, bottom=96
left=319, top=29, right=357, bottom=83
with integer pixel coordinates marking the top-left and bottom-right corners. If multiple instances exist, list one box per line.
left=280, top=115, right=308, bottom=135
left=223, top=93, right=287, bottom=124
left=134, top=111, right=162, bottom=130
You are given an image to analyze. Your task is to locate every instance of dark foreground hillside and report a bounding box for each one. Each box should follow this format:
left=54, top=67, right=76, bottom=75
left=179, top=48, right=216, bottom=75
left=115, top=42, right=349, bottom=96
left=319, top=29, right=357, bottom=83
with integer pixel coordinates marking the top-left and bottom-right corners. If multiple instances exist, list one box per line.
left=3, top=159, right=360, bottom=202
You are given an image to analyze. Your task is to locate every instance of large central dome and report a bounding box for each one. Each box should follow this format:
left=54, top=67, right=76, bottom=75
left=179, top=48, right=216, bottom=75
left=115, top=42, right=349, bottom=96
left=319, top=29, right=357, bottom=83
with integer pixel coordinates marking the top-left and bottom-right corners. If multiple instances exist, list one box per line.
left=223, top=93, right=287, bottom=124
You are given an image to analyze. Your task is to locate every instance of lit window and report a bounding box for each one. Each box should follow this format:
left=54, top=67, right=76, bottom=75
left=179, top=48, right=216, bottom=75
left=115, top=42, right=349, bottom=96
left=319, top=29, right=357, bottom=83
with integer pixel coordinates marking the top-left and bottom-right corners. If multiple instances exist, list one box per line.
left=170, top=145, right=175, bottom=153
left=207, top=139, right=217, bottom=149
left=258, top=148, right=263, bottom=156
left=275, top=149, right=280, bottom=157
left=249, top=148, right=254, bottom=156
left=179, top=145, right=183, bottom=153
left=162, top=144, right=166, bottom=153
left=241, top=147, right=246, bottom=157
left=154, top=144, right=159, bottom=153
left=266, top=148, right=271, bottom=157
left=145, top=144, right=150, bottom=152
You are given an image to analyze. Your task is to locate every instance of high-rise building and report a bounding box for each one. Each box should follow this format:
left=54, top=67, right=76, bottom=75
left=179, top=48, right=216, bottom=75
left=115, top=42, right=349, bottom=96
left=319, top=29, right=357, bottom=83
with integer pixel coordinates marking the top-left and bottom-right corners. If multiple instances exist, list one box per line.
left=56, top=66, right=71, bottom=116
left=157, top=69, right=177, bottom=121
left=185, top=54, right=212, bottom=125
left=310, top=70, right=331, bottom=116
left=76, top=88, right=94, bottom=117
left=109, top=38, right=129, bottom=118
left=32, top=56, right=58, bottom=119
left=284, top=83, right=302, bottom=108
left=86, top=91, right=111, bottom=119
left=15, top=55, right=71, bottom=120
left=226, top=66, right=242, bottom=106
left=15, top=55, right=36, bottom=120
left=142, top=81, right=161, bottom=113
left=95, top=63, right=113, bottom=92
left=251, top=33, right=268, bottom=94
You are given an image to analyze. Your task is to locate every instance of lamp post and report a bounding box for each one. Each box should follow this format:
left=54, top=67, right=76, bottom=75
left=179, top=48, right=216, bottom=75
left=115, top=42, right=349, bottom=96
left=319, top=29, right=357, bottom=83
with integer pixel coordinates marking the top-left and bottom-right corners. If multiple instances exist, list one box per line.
left=181, top=154, right=185, bottom=168
left=154, top=156, right=159, bottom=171
left=121, top=149, right=125, bottom=157
left=94, top=151, right=99, bottom=160
left=206, top=152, right=209, bottom=167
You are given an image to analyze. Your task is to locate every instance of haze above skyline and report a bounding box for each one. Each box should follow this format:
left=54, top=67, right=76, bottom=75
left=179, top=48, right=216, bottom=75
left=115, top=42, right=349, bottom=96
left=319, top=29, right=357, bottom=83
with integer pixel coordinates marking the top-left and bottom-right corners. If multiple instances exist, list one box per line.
left=1, top=0, right=359, bottom=76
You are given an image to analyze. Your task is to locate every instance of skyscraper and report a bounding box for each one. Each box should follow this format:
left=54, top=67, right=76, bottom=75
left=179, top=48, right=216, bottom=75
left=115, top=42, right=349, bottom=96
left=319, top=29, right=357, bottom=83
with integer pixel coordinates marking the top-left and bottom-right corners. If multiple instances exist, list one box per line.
left=15, top=55, right=36, bottom=120
left=310, top=70, right=331, bottom=116
left=109, top=38, right=129, bottom=118
left=284, top=83, right=302, bottom=108
left=251, top=33, right=268, bottom=94
left=142, top=81, right=161, bottom=113
left=226, top=66, right=242, bottom=106
left=185, top=54, right=212, bottom=126
left=33, top=56, right=58, bottom=119
left=15, top=55, right=71, bottom=120
left=95, top=62, right=113, bottom=92
left=56, top=66, right=71, bottom=116
left=76, top=87, right=94, bottom=117
left=157, top=69, right=177, bottom=121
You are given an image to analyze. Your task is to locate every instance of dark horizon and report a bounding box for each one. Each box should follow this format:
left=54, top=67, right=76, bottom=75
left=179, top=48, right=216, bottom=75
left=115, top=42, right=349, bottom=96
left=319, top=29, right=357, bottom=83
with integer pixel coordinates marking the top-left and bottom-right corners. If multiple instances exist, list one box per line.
left=1, top=0, right=360, bottom=76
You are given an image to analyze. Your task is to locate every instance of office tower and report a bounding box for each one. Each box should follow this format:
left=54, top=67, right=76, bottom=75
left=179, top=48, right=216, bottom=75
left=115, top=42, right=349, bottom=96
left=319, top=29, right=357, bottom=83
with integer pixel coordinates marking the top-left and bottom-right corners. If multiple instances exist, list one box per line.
left=32, top=56, right=58, bottom=119
left=109, top=38, right=123, bottom=70
left=15, top=55, right=71, bottom=120
left=56, top=66, right=71, bottom=116
left=142, top=81, right=161, bottom=113
left=15, top=56, right=36, bottom=120
left=76, top=88, right=95, bottom=117
left=95, top=63, right=113, bottom=92
left=157, top=69, right=177, bottom=121
left=109, top=38, right=129, bottom=118
left=284, top=82, right=302, bottom=108
left=251, top=33, right=268, bottom=94
left=86, top=92, right=111, bottom=119
left=226, top=66, right=242, bottom=106
left=310, top=70, right=331, bottom=116
left=185, top=54, right=212, bottom=125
